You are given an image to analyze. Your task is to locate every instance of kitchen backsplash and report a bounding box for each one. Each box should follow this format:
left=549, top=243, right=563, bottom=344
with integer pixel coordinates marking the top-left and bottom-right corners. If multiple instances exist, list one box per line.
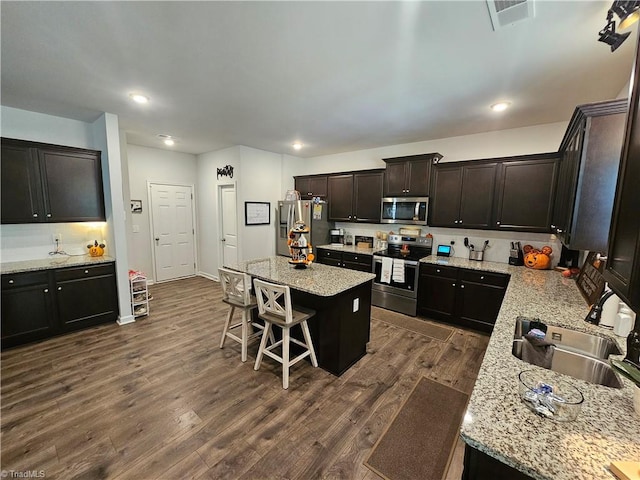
left=334, top=222, right=564, bottom=266
left=1, top=222, right=108, bottom=262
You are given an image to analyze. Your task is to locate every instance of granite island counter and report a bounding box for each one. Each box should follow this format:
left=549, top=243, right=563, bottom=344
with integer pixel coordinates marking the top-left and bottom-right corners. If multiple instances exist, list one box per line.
left=226, top=256, right=375, bottom=376
left=420, top=256, right=640, bottom=479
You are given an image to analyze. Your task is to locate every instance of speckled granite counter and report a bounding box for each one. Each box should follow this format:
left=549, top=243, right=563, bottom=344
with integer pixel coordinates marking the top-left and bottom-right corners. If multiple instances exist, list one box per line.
left=1, top=255, right=115, bottom=274
left=316, top=244, right=384, bottom=256
left=226, top=256, right=374, bottom=297
left=420, top=256, right=640, bottom=479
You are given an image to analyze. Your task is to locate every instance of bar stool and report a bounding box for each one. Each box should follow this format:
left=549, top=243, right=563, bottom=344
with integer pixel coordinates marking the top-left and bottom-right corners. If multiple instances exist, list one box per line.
left=253, top=279, right=318, bottom=389
left=218, top=267, right=272, bottom=362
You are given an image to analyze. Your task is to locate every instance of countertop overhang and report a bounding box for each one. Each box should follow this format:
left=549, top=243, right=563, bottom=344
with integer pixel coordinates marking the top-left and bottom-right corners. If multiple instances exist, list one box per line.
left=1, top=255, right=116, bottom=274
left=419, top=255, right=640, bottom=480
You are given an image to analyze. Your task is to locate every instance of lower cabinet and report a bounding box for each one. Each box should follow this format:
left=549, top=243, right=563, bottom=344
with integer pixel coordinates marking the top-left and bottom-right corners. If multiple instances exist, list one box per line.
left=463, top=445, right=533, bottom=480
left=317, top=248, right=373, bottom=272
left=1, top=262, right=118, bottom=348
left=417, top=264, right=509, bottom=333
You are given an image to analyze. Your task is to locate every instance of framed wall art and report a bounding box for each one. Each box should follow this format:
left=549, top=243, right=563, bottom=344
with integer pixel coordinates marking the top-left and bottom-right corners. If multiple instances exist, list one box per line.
left=244, top=201, right=270, bottom=225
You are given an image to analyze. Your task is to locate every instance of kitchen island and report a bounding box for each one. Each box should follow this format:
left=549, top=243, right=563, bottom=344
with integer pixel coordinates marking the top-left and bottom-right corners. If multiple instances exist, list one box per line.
left=421, top=256, right=640, bottom=480
left=226, top=256, right=375, bottom=376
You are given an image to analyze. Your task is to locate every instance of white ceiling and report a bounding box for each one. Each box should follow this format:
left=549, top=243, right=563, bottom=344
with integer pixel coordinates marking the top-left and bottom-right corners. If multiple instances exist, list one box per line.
left=1, top=1, right=636, bottom=157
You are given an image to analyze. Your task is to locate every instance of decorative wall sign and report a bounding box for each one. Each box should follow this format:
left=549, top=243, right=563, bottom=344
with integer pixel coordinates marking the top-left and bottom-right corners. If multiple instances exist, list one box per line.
left=245, top=202, right=270, bottom=226
left=131, top=199, right=142, bottom=213
left=217, top=164, right=234, bottom=180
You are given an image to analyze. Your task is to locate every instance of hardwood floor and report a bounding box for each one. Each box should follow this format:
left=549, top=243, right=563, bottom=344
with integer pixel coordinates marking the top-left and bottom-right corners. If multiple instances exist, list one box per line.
left=1, top=276, right=489, bottom=479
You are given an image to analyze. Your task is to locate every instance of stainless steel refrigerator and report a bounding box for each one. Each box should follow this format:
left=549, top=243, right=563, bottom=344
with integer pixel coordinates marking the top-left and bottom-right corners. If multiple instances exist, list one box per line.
left=276, top=200, right=334, bottom=256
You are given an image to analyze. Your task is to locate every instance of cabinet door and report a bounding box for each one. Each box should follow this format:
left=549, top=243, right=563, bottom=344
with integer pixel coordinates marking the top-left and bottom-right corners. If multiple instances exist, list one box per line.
left=554, top=129, right=583, bottom=243
left=295, top=177, right=311, bottom=198
left=55, top=266, right=118, bottom=331
left=459, top=163, right=497, bottom=229
left=457, top=282, right=506, bottom=332
left=308, top=176, right=328, bottom=198
left=406, top=159, right=431, bottom=196
left=384, top=162, right=407, bottom=196
left=493, top=158, right=558, bottom=232
left=1, top=142, right=44, bottom=223
left=328, top=174, right=354, bottom=221
left=39, top=148, right=106, bottom=222
left=417, top=274, right=457, bottom=320
left=430, top=166, right=463, bottom=227
left=1, top=273, right=56, bottom=348
left=353, top=172, right=383, bottom=223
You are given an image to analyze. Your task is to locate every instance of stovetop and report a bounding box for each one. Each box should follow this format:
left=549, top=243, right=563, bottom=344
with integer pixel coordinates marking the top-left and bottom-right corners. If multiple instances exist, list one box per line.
left=374, top=235, right=433, bottom=262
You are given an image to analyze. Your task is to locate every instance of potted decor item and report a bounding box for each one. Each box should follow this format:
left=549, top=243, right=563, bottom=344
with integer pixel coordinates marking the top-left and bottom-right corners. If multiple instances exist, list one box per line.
left=523, top=245, right=553, bottom=270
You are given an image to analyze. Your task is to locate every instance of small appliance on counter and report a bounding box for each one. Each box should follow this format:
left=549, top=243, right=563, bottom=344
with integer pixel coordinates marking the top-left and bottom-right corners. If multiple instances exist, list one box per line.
left=509, top=241, right=525, bottom=266
left=329, top=228, right=344, bottom=245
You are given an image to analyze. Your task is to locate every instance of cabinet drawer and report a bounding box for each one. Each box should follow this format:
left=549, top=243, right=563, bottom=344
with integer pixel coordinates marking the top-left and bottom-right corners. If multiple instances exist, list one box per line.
left=318, top=249, right=339, bottom=259
left=54, top=263, right=115, bottom=281
left=342, top=252, right=371, bottom=265
left=420, top=264, right=458, bottom=279
left=2, top=271, right=49, bottom=289
left=460, top=269, right=509, bottom=287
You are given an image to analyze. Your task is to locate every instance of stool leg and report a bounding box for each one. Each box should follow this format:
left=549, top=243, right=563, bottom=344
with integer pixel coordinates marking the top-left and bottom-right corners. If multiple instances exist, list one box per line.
left=220, top=306, right=235, bottom=349
left=241, top=309, right=249, bottom=362
left=282, top=326, right=290, bottom=389
left=301, top=320, right=318, bottom=367
left=254, top=322, right=272, bottom=371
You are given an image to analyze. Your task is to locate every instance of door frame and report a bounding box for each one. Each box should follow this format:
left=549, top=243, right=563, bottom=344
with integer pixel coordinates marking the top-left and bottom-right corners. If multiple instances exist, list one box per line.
left=147, top=181, right=198, bottom=283
left=217, top=182, right=240, bottom=277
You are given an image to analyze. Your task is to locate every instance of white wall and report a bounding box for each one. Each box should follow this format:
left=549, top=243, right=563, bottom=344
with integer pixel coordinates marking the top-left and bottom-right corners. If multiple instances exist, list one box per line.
left=126, top=144, right=198, bottom=280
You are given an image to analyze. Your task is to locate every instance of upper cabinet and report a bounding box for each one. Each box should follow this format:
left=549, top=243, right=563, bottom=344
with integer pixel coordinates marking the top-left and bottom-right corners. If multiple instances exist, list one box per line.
left=430, top=153, right=558, bottom=233
left=604, top=38, right=640, bottom=312
left=493, top=155, right=558, bottom=232
left=551, top=99, right=627, bottom=252
left=382, top=153, right=442, bottom=197
left=430, top=162, right=497, bottom=229
left=294, top=174, right=328, bottom=199
left=1, top=138, right=106, bottom=224
left=328, top=170, right=383, bottom=222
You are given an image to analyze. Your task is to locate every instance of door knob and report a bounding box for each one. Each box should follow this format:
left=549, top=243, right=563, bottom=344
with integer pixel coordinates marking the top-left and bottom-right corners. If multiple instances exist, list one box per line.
left=155, top=237, right=160, bottom=242
left=221, top=238, right=226, bottom=242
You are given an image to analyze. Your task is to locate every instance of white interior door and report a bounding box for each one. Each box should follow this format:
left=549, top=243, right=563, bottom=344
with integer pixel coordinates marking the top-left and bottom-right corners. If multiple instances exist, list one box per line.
left=220, top=184, right=238, bottom=267
left=150, top=183, right=196, bottom=282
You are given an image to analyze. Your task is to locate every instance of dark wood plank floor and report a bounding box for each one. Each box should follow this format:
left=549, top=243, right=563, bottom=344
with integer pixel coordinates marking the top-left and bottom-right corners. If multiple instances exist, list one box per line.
left=1, top=276, right=489, bottom=479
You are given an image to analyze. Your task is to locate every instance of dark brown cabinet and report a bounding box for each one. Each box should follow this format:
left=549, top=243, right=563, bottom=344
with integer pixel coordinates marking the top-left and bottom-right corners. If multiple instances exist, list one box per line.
left=493, top=155, right=558, bottom=233
left=552, top=99, right=627, bottom=252
left=294, top=175, right=328, bottom=199
left=1, top=272, right=56, bottom=348
left=417, top=264, right=509, bottom=333
left=317, top=248, right=373, bottom=272
left=328, top=170, right=383, bottom=223
left=1, top=263, right=118, bottom=348
left=604, top=36, right=640, bottom=314
left=1, top=138, right=106, bottom=224
left=430, top=162, right=497, bottom=229
left=382, top=153, right=442, bottom=197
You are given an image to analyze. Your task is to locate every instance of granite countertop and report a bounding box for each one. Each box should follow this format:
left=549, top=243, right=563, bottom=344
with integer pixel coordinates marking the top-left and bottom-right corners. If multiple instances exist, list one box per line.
left=316, top=244, right=384, bottom=256
left=419, top=256, right=640, bottom=479
left=226, top=256, right=375, bottom=297
left=1, top=255, right=116, bottom=274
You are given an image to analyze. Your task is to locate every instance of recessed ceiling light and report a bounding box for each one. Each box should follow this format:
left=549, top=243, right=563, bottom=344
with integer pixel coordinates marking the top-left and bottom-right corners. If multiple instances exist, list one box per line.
left=157, top=134, right=175, bottom=146
left=129, top=93, right=149, bottom=104
left=292, top=142, right=303, bottom=150
left=490, top=102, right=511, bottom=112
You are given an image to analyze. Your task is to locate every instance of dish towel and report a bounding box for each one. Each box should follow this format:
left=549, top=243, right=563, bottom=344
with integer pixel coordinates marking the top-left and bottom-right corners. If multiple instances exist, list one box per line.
left=392, top=258, right=405, bottom=283
left=380, top=257, right=393, bottom=284
left=521, top=335, right=555, bottom=369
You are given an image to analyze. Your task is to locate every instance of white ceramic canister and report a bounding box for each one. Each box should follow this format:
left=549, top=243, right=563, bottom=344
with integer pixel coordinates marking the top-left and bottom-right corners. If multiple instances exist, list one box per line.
left=614, top=304, right=634, bottom=337
left=600, top=292, right=620, bottom=328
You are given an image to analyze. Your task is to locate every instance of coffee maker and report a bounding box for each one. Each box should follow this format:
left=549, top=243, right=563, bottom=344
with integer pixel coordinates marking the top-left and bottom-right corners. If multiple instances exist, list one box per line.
left=330, top=228, right=344, bottom=245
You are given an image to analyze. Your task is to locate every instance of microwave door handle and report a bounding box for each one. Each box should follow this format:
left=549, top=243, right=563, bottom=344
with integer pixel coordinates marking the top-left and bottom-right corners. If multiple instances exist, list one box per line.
left=414, top=202, right=420, bottom=219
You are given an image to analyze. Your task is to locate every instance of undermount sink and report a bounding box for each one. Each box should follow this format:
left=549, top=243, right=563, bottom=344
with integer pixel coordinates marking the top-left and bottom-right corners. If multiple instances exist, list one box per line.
left=512, top=317, right=623, bottom=389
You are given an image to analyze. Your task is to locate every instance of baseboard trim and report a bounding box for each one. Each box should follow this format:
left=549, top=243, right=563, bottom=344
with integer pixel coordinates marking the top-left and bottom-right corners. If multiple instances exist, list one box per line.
left=117, top=314, right=136, bottom=325
left=198, top=271, right=219, bottom=282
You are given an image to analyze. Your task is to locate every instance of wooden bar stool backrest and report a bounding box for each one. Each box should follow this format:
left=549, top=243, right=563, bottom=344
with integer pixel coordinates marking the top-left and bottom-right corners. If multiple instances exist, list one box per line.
left=253, top=279, right=293, bottom=324
left=219, top=268, right=252, bottom=307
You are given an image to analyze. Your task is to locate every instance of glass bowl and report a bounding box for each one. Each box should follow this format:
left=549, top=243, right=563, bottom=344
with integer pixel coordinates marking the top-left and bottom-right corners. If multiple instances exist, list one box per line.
left=518, top=369, right=584, bottom=422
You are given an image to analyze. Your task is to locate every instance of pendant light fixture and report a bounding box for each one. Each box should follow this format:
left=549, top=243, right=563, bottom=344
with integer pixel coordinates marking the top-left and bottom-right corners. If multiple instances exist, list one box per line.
left=598, top=1, right=640, bottom=52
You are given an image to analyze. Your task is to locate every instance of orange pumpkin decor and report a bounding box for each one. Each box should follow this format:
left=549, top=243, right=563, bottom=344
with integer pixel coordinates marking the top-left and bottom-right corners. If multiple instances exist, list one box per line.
left=87, top=240, right=106, bottom=257
left=524, top=245, right=553, bottom=270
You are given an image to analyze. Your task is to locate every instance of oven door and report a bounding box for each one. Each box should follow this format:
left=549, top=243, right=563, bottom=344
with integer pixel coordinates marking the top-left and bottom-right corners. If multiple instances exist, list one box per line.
left=380, top=197, right=428, bottom=225
left=372, top=256, right=419, bottom=297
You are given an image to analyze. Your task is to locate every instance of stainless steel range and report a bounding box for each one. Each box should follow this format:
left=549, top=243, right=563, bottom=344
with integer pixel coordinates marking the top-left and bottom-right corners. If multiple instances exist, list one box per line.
left=372, top=235, right=433, bottom=316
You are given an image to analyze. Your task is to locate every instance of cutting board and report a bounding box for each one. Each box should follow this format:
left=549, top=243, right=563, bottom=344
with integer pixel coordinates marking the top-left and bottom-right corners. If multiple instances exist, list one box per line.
left=610, top=461, right=640, bottom=480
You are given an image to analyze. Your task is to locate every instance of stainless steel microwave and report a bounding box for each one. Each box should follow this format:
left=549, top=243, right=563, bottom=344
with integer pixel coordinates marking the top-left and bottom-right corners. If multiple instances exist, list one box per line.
left=380, top=197, right=428, bottom=225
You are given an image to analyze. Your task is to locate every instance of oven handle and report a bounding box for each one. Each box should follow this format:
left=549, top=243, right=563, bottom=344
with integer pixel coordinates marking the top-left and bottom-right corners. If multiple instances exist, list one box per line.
left=373, top=256, right=419, bottom=266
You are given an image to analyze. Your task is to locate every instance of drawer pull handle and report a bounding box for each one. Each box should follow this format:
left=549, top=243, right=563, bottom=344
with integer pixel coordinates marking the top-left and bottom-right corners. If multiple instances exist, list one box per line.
left=436, top=269, right=440, bottom=273
left=452, top=283, right=456, bottom=287
left=8, top=280, right=14, bottom=284
left=460, top=284, right=465, bottom=289
left=47, top=213, right=52, bottom=218
left=33, top=213, right=38, bottom=218
left=58, top=286, right=62, bottom=291
left=84, top=270, right=89, bottom=274
left=44, top=288, right=49, bottom=293
left=480, top=276, right=485, bottom=280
